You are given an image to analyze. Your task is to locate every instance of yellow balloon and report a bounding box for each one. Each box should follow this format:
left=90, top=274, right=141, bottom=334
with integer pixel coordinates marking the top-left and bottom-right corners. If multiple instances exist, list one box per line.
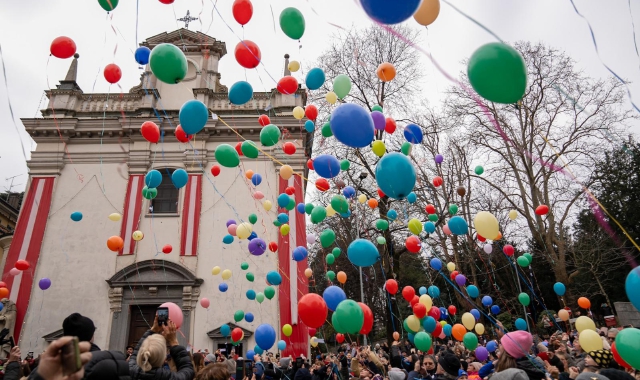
left=413, top=0, right=440, bottom=26
left=304, top=268, right=313, bottom=278
left=282, top=324, right=293, bottom=337
left=310, top=337, right=318, bottom=347
left=579, top=329, right=603, bottom=352
left=558, top=309, right=570, bottom=321
left=509, top=210, right=518, bottom=220
left=447, top=262, right=456, bottom=272
left=461, top=312, right=475, bottom=331
left=575, top=316, right=596, bottom=333
left=326, top=205, right=337, bottom=217
left=221, top=269, right=232, bottom=280
left=132, top=230, right=144, bottom=241
left=280, top=165, right=293, bottom=180
left=419, top=294, right=432, bottom=310
left=440, top=321, right=447, bottom=327
left=263, top=200, right=272, bottom=211
left=408, top=218, right=423, bottom=235
left=236, top=222, right=253, bottom=239
left=280, top=224, right=290, bottom=236
left=108, top=213, right=122, bottom=222
left=406, top=315, right=421, bottom=332
left=474, top=323, right=485, bottom=335
left=293, top=106, right=305, bottom=120
left=326, top=92, right=338, bottom=105
left=212, top=266, right=221, bottom=275
left=288, top=61, right=300, bottom=72
left=358, top=194, right=367, bottom=204
left=473, top=211, right=500, bottom=240
left=372, top=140, right=386, bottom=157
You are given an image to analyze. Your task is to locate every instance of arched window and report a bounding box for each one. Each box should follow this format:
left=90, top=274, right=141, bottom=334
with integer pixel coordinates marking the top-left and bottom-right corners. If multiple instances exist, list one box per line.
left=150, top=169, right=179, bottom=214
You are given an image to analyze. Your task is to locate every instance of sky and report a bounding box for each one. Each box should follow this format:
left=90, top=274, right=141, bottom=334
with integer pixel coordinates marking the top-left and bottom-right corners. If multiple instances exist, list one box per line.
left=1, top=0, right=640, bottom=193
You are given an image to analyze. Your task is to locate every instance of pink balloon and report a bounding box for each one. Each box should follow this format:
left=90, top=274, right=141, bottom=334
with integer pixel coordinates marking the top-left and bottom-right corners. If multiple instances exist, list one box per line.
left=253, top=191, right=264, bottom=200
left=160, top=302, right=184, bottom=329
left=228, top=224, right=237, bottom=236
left=9, top=268, right=20, bottom=276
left=443, top=225, right=451, bottom=235
left=200, top=298, right=210, bottom=309
left=484, top=244, right=493, bottom=254
left=439, top=331, right=446, bottom=339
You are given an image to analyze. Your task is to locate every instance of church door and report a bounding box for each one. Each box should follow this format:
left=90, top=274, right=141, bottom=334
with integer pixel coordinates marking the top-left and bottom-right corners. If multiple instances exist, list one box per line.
left=127, top=305, right=159, bottom=349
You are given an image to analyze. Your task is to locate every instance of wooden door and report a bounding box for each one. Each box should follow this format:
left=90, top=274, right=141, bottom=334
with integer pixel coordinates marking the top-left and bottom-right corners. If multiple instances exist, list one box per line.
left=128, top=305, right=159, bottom=349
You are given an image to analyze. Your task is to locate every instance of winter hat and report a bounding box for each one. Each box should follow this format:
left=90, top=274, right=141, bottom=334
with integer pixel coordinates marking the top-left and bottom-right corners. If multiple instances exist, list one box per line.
left=438, top=353, right=461, bottom=377
left=599, top=369, right=636, bottom=380
left=538, top=352, right=549, bottom=362
left=279, top=357, right=292, bottom=368
left=205, top=354, right=216, bottom=363
left=62, top=313, right=96, bottom=342
left=388, top=367, right=407, bottom=380
left=488, top=369, right=529, bottom=380
left=458, top=370, right=468, bottom=379
left=501, top=331, right=533, bottom=359
left=587, top=350, right=613, bottom=368
left=469, top=362, right=483, bottom=372
left=575, top=373, right=610, bottom=380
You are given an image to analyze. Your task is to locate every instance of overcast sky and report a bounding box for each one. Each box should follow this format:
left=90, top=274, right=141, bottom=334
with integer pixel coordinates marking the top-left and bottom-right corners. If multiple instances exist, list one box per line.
left=1, top=0, right=639, bottom=193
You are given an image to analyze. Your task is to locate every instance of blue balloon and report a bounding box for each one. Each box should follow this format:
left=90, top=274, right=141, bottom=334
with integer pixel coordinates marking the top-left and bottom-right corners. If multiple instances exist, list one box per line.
left=482, top=296, right=493, bottom=307
left=626, top=268, right=640, bottom=312
left=428, top=285, right=440, bottom=299
left=376, top=153, right=416, bottom=199
left=407, top=333, right=415, bottom=344
left=251, top=174, right=262, bottom=186
left=404, top=124, right=423, bottom=144
left=277, top=193, right=291, bottom=208
left=277, top=213, right=290, bottom=224
left=248, top=232, right=257, bottom=240
left=467, top=285, right=479, bottom=298
left=418, top=286, right=427, bottom=296
left=277, top=340, right=286, bottom=350
left=423, top=316, right=437, bottom=333
left=292, top=246, right=308, bottom=261
left=470, top=309, right=480, bottom=321
left=553, top=282, right=566, bottom=297
left=430, top=258, right=442, bottom=271
left=245, top=312, right=254, bottom=323
left=407, top=192, right=417, bottom=204
left=515, top=318, right=527, bottom=331
left=387, top=210, right=398, bottom=221
left=219, top=283, right=228, bottom=292
left=255, top=324, right=276, bottom=350
left=70, top=211, right=83, bottom=222
left=306, top=68, right=326, bottom=90
left=340, top=210, right=351, bottom=218
left=347, top=239, right=380, bottom=267
left=229, top=81, right=253, bottom=105
left=254, top=346, right=264, bottom=355
left=360, top=0, right=422, bottom=24
left=487, top=341, right=498, bottom=352
left=448, top=216, right=469, bottom=235
left=266, top=271, right=282, bottom=285
left=491, top=305, right=501, bottom=315
left=440, top=307, right=448, bottom=320
left=330, top=103, right=375, bottom=148
left=246, top=289, right=256, bottom=300
left=443, top=324, right=452, bottom=337
left=323, top=286, right=347, bottom=311
left=171, top=169, right=189, bottom=189
left=223, top=234, right=234, bottom=244
left=145, top=170, right=162, bottom=188
left=246, top=350, right=255, bottom=361
left=313, top=154, right=341, bottom=179
left=179, top=100, right=209, bottom=135
left=343, top=186, right=356, bottom=199
left=297, top=203, right=306, bottom=214
left=220, top=324, right=231, bottom=337
left=424, top=222, right=436, bottom=234
left=134, top=46, right=151, bottom=65
left=304, top=120, right=315, bottom=133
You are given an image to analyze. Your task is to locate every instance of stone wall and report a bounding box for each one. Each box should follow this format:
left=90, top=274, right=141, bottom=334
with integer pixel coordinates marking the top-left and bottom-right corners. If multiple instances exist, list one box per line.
left=614, top=302, right=640, bottom=327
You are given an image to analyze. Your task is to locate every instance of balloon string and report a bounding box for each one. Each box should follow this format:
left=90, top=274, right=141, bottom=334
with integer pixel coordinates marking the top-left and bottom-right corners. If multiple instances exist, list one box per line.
left=0, top=42, right=28, bottom=163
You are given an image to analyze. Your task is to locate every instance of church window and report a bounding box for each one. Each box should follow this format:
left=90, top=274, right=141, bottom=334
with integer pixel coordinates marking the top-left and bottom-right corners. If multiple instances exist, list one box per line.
left=150, top=169, right=179, bottom=214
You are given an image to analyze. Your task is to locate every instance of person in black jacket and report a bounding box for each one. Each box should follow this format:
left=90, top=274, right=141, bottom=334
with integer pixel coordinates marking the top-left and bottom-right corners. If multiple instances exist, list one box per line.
left=4, top=346, right=23, bottom=380
left=83, top=351, right=131, bottom=380
left=62, top=313, right=101, bottom=352
left=128, top=315, right=194, bottom=380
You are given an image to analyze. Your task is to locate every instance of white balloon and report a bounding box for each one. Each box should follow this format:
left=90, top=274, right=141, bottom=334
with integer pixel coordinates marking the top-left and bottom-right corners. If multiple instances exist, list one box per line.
left=306, top=234, right=316, bottom=244
left=484, top=244, right=493, bottom=254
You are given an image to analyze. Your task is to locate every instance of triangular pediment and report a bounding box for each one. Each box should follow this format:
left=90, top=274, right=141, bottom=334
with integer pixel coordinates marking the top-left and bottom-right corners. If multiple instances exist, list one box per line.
left=106, top=259, right=203, bottom=287
left=141, top=29, right=227, bottom=57
left=42, top=329, right=64, bottom=342
left=207, top=323, right=253, bottom=339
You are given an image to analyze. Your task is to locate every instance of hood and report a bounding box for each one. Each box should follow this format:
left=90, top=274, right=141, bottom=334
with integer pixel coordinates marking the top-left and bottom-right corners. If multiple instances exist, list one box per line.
left=516, top=358, right=546, bottom=380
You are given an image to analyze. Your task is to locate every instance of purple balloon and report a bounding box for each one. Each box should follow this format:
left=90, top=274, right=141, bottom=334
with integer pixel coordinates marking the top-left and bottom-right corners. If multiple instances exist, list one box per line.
left=226, top=219, right=237, bottom=227
left=475, top=346, right=489, bottom=362
left=435, top=154, right=444, bottom=164
left=455, top=274, right=467, bottom=287
left=371, top=111, right=386, bottom=131
left=248, top=238, right=266, bottom=256
left=39, top=278, right=51, bottom=290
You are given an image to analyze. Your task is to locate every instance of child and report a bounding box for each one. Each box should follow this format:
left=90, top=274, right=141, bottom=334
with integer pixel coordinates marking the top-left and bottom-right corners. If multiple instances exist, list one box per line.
left=458, top=370, right=468, bottom=380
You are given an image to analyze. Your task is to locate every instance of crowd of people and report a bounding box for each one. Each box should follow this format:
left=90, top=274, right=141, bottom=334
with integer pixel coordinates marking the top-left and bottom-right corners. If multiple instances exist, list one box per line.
left=0, top=312, right=637, bottom=380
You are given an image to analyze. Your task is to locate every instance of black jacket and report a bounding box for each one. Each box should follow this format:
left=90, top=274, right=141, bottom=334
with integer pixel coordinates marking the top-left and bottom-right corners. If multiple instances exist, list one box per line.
left=516, top=358, right=546, bottom=380
left=4, top=361, right=21, bottom=380
left=84, top=351, right=131, bottom=380
left=128, top=330, right=194, bottom=380
left=295, top=368, right=312, bottom=380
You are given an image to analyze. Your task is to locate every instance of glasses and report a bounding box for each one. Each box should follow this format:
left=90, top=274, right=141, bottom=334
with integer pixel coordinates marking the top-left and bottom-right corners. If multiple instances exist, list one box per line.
left=424, top=362, right=435, bottom=366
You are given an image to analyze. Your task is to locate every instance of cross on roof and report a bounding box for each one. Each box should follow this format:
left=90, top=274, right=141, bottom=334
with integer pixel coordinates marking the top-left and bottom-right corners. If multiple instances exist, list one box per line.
left=177, top=10, right=198, bottom=29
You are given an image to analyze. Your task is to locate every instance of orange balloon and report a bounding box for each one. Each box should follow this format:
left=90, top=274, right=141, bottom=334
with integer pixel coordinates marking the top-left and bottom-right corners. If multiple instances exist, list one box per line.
left=304, top=268, right=313, bottom=278
left=393, top=331, right=400, bottom=341
left=578, top=297, right=591, bottom=309
left=245, top=170, right=254, bottom=180
left=368, top=199, right=379, bottom=209
left=337, top=271, right=347, bottom=284
left=558, top=309, right=570, bottom=321
left=107, top=236, right=124, bottom=252
left=413, top=0, right=440, bottom=26
left=0, top=287, right=9, bottom=299
left=452, top=323, right=466, bottom=341
left=494, top=232, right=502, bottom=241
left=376, top=62, right=396, bottom=82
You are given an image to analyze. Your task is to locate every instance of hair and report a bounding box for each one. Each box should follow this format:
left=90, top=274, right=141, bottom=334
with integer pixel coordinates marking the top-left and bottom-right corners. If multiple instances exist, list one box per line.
left=193, top=353, right=206, bottom=373
left=495, top=351, right=517, bottom=372
left=196, top=363, right=230, bottom=380
left=136, top=334, right=167, bottom=372
left=225, top=359, right=236, bottom=374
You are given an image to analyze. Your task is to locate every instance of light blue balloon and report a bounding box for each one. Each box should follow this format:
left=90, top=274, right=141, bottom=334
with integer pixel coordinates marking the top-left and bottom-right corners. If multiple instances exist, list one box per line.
left=467, top=285, right=479, bottom=298
left=470, top=309, right=480, bottom=320
left=277, top=213, right=289, bottom=224
left=443, top=324, right=452, bottom=337
left=360, top=0, right=422, bottom=24
left=229, top=81, right=253, bottom=105
left=482, top=296, right=493, bottom=307
left=255, top=324, right=276, bottom=350
left=245, top=312, right=255, bottom=322
left=323, top=286, right=347, bottom=311
left=428, top=285, right=440, bottom=299
left=219, top=283, right=228, bottom=292
left=70, top=211, right=83, bottom=222
left=179, top=100, right=209, bottom=135
left=251, top=174, right=262, bottom=186
left=246, top=350, right=255, bottom=361
left=487, top=341, right=498, bottom=352
left=305, top=120, right=315, bottom=132
left=313, top=154, right=341, bottom=179
left=418, top=286, right=427, bottom=296
left=491, top=305, right=500, bottom=315
left=277, top=193, right=291, bottom=208
left=145, top=170, right=162, bottom=188
left=306, top=68, right=326, bottom=90
left=404, top=124, right=423, bottom=144
left=220, top=324, right=231, bottom=337
left=347, top=239, right=380, bottom=267
left=277, top=340, right=286, bottom=351
left=387, top=210, right=398, bottom=221
left=246, top=289, right=256, bottom=300
left=430, top=258, right=442, bottom=271
left=626, top=268, right=640, bottom=312
left=266, top=271, right=282, bottom=285
left=424, top=222, right=436, bottom=234
left=407, top=192, right=417, bottom=204
left=448, top=216, right=468, bottom=235
left=553, top=282, right=566, bottom=296
left=171, top=169, right=189, bottom=189
left=223, top=234, right=234, bottom=244
left=423, top=316, right=436, bottom=333
left=515, top=318, right=527, bottom=331
left=135, top=46, right=151, bottom=65
left=330, top=103, right=375, bottom=148
left=376, top=153, right=416, bottom=199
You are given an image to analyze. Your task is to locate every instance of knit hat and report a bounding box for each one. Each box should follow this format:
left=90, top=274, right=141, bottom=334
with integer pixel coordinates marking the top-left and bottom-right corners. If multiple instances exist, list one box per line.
left=438, top=353, right=461, bottom=377
left=599, top=369, right=636, bottom=380
left=458, top=370, right=468, bottom=379
left=388, top=367, right=407, bottom=380
left=205, top=354, right=216, bottom=363
left=488, top=369, right=529, bottom=380
left=62, top=313, right=96, bottom=342
left=587, top=350, right=613, bottom=368
left=501, top=331, right=533, bottom=359
left=575, top=373, right=610, bottom=380
left=469, top=362, right=483, bottom=372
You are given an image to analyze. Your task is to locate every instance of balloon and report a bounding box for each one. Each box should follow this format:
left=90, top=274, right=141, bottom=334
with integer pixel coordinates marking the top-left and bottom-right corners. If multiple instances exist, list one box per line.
left=232, top=327, right=243, bottom=342
left=412, top=331, right=432, bottom=352
left=333, top=75, right=352, bottom=99
left=215, top=144, right=240, bottom=168
left=419, top=287, right=427, bottom=296
left=475, top=323, right=485, bottom=335
left=626, top=268, right=640, bottom=313
left=255, top=324, right=276, bottom=350
left=256, top=292, right=264, bottom=303
left=509, top=210, right=518, bottom=220
left=419, top=295, right=433, bottom=310
left=312, top=154, right=340, bottom=178
left=326, top=92, right=338, bottom=104
left=298, top=293, right=328, bottom=328
left=611, top=342, right=633, bottom=369
left=372, top=140, right=386, bottom=157
left=518, top=293, right=530, bottom=306
left=149, top=43, right=187, bottom=84
left=292, top=106, right=305, bottom=120
left=330, top=103, right=374, bottom=148
left=404, top=315, right=420, bottom=333
left=470, top=309, right=481, bottom=321
left=248, top=238, right=267, bottom=256
left=232, top=0, right=253, bottom=25
left=245, top=313, right=254, bottom=323
left=468, top=43, right=527, bottom=104
left=403, top=124, right=423, bottom=144
left=427, top=286, right=440, bottom=299
left=258, top=124, right=281, bottom=147
left=236, top=222, right=253, bottom=240
left=467, top=285, right=479, bottom=298
left=220, top=324, right=231, bottom=337
left=145, top=169, right=162, bottom=188
left=140, top=121, right=160, bottom=143
left=104, top=63, right=122, bottom=84
left=326, top=271, right=336, bottom=281
left=412, top=303, right=427, bottom=319
left=50, top=36, right=76, bottom=59
left=408, top=218, right=422, bottom=235
left=461, top=313, right=475, bottom=330
left=483, top=244, right=493, bottom=254
left=360, top=0, right=422, bottom=24
left=579, top=329, right=603, bottom=352
left=221, top=269, right=232, bottom=281
left=452, top=324, right=466, bottom=341
left=448, top=305, right=457, bottom=315
left=347, top=239, right=380, bottom=267
left=158, top=244, right=170, bottom=254
left=448, top=216, right=468, bottom=235
left=306, top=68, right=326, bottom=90
left=385, top=279, right=398, bottom=294
left=376, top=153, right=416, bottom=199
left=359, top=302, right=374, bottom=334
left=229, top=81, right=253, bottom=105
left=279, top=7, right=305, bottom=39
left=414, top=0, right=440, bottom=26
left=170, top=169, right=188, bottom=189
left=310, top=207, right=327, bottom=224
left=70, top=211, right=83, bottom=222
left=305, top=105, right=319, bottom=121
left=278, top=76, right=299, bottom=95
left=575, top=316, right=596, bottom=333
left=234, top=310, right=245, bottom=322
left=514, top=256, right=528, bottom=267
left=430, top=258, right=442, bottom=271
left=463, top=332, right=478, bottom=350
left=615, top=328, right=640, bottom=369
left=422, top=316, right=436, bottom=333
left=246, top=290, right=256, bottom=300
left=107, top=236, right=124, bottom=252
left=402, top=286, right=416, bottom=302
left=473, top=212, right=500, bottom=241
left=449, top=204, right=458, bottom=215
left=108, top=213, right=122, bottom=222
left=558, top=309, right=569, bottom=321
left=422, top=222, right=435, bottom=234
left=132, top=231, right=144, bottom=241
left=578, top=297, right=591, bottom=309
left=536, top=204, right=550, bottom=215
left=282, top=324, right=293, bottom=337
left=160, top=302, right=184, bottom=328
left=376, top=62, right=396, bottom=82
left=503, top=245, right=515, bottom=256
left=39, top=278, right=52, bottom=290
left=336, top=271, right=347, bottom=284
left=98, top=0, right=119, bottom=11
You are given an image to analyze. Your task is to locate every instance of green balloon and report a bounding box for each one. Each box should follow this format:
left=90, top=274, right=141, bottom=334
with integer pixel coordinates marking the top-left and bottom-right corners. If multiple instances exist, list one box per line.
left=615, top=328, right=640, bottom=370
left=333, top=74, right=352, bottom=99
left=241, top=262, right=249, bottom=270
left=234, top=310, right=244, bottom=322
left=475, top=165, right=484, bottom=175
left=98, top=0, right=118, bottom=11
left=286, top=197, right=296, bottom=211
left=375, top=219, right=389, bottom=231
left=468, top=43, right=527, bottom=104
left=340, top=160, right=351, bottom=171
left=280, top=8, right=305, bottom=40
left=246, top=272, right=254, bottom=282
left=215, top=144, right=240, bottom=168
left=322, top=123, right=333, bottom=138
left=273, top=220, right=282, bottom=227
left=149, top=43, right=188, bottom=84
left=326, top=253, right=335, bottom=265
left=264, top=286, right=275, bottom=300
left=413, top=332, right=432, bottom=352
left=256, top=292, right=265, bottom=303
left=332, top=311, right=346, bottom=333
left=372, top=105, right=383, bottom=113
left=463, top=332, right=479, bottom=350
left=326, top=270, right=335, bottom=281
left=428, top=214, right=438, bottom=222
left=377, top=236, right=386, bottom=245
left=311, top=207, right=327, bottom=224
left=241, top=140, right=260, bottom=159
left=449, top=204, right=459, bottom=215
left=518, top=292, right=530, bottom=306
left=523, top=253, right=533, bottom=265
left=517, top=256, right=530, bottom=267
left=334, top=299, right=364, bottom=334
left=401, top=142, right=412, bottom=156
left=332, top=247, right=342, bottom=257
left=142, top=186, right=157, bottom=200
left=260, top=124, right=281, bottom=147
left=305, top=203, right=315, bottom=215
left=331, top=195, right=349, bottom=213
left=248, top=214, right=258, bottom=224
left=320, top=229, right=336, bottom=248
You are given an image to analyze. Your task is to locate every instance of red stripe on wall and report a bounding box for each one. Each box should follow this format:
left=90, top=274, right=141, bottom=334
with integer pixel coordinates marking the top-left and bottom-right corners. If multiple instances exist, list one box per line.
left=180, top=175, right=202, bottom=256
left=119, top=175, right=143, bottom=255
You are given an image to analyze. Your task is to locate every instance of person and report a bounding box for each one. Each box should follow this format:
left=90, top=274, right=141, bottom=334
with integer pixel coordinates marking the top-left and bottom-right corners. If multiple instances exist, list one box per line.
left=4, top=346, right=22, bottom=380
left=582, top=350, right=612, bottom=373
left=457, top=370, right=468, bottom=380
left=389, top=366, right=408, bottom=380
left=128, top=315, right=194, bottom=380
left=435, top=353, right=460, bottom=380
left=126, top=346, right=135, bottom=361
left=497, top=331, right=546, bottom=380
left=193, top=353, right=206, bottom=374
left=84, top=350, right=131, bottom=380
left=467, top=362, right=481, bottom=380
left=196, top=363, right=231, bottom=380
left=600, top=369, right=636, bottom=380
left=28, top=336, right=92, bottom=380
left=62, top=313, right=100, bottom=352
left=569, top=340, right=586, bottom=370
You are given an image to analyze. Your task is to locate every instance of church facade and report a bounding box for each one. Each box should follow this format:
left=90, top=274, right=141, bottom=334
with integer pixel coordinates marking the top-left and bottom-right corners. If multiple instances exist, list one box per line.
left=3, top=29, right=311, bottom=357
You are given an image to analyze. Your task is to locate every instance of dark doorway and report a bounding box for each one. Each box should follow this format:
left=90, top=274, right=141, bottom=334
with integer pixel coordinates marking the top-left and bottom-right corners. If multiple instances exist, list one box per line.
left=217, top=342, right=243, bottom=358
left=128, top=305, right=159, bottom=349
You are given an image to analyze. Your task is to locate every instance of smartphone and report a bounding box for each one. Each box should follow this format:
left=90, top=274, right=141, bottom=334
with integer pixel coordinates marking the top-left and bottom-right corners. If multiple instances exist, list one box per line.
left=9, top=337, right=14, bottom=349
left=236, top=359, right=245, bottom=380
left=61, top=337, right=82, bottom=376
left=157, top=307, right=169, bottom=326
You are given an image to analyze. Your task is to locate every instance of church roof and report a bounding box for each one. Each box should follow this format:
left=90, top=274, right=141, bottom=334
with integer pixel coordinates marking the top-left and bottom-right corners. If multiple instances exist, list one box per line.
left=141, top=28, right=227, bottom=57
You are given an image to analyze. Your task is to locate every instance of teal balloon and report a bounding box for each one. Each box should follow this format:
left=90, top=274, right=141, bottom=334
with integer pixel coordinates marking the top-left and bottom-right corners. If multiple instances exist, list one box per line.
left=515, top=318, right=527, bottom=331
left=246, top=289, right=256, bottom=300
left=304, top=120, right=315, bottom=133
left=424, top=222, right=436, bottom=234
left=70, top=212, right=83, bottom=222
left=179, top=100, right=208, bottom=135
left=334, top=299, right=364, bottom=334
left=466, top=285, right=479, bottom=298
left=422, top=316, right=437, bottom=333
left=553, top=282, right=566, bottom=297
left=278, top=194, right=291, bottom=208
left=387, top=210, right=397, bottom=221
left=306, top=68, right=326, bottom=90
left=347, top=239, right=380, bottom=267
left=145, top=170, right=162, bottom=188
left=220, top=324, right=231, bottom=337
left=279, top=7, right=305, bottom=40
left=333, top=74, right=352, bottom=99
left=215, top=144, right=240, bottom=167
left=229, top=81, right=253, bottom=105
left=407, top=192, right=417, bottom=204
left=149, top=43, right=188, bottom=84
left=626, top=268, right=640, bottom=312
left=223, top=234, right=234, bottom=244
left=467, top=43, right=527, bottom=104
left=448, top=216, right=468, bottom=235
left=376, top=153, right=416, bottom=199
left=171, top=169, right=189, bottom=189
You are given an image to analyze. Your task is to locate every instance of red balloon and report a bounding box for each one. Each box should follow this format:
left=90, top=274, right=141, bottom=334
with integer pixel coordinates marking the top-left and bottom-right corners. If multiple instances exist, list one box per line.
left=402, top=286, right=416, bottom=302
left=428, top=306, right=441, bottom=320
left=385, top=279, right=398, bottom=294
left=503, top=245, right=515, bottom=256
left=315, top=179, right=330, bottom=192
left=410, top=295, right=420, bottom=307
left=15, top=260, right=29, bottom=271
left=385, top=118, right=396, bottom=134
left=405, top=236, right=421, bottom=253
left=0, top=282, right=6, bottom=288
left=211, top=165, right=221, bottom=177
left=159, top=0, right=174, bottom=3
left=235, top=40, right=261, bottom=69
left=283, top=142, right=297, bottom=155
left=308, top=328, right=316, bottom=336
left=231, top=327, right=243, bottom=342
left=277, top=76, right=299, bottom=95
left=358, top=302, right=374, bottom=334
left=413, top=303, right=427, bottom=319
left=477, top=234, right=486, bottom=242
left=432, top=322, right=442, bottom=337
left=298, top=293, right=328, bottom=328
left=235, top=142, right=244, bottom=156
left=175, top=125, right=193, bottom=143
left=232, top=0, right=253, bottom=25
left=425, top=204, right=436, bottom=214
left=104, top=63, right=122, bottom=84
left=448, top=305, right=457, bottom=315
left=305, top=105, right=318, bottom=121
left=285, top=186, right=296, bottom=195
left=611, top=342, right=632, bottom=369
left=162, top=244, right=172, bottom=254
left=50, top=36, right=76, bottom=59
left=450, top=270, right=459, bottom=281
left=535, top=205, right=549, bottom=216
left=268, top=241, right=278, bottom=252
left=141, top=121, right=160, bottom=143
left=377, top=189, right=385, bottom=199
left=258, top=115, right=270, bottom=126
left=307, top=159, right=314, bottom=170
left=336, top=333, right=345, bottom=344
left=433, top=176, right=443, bottom=187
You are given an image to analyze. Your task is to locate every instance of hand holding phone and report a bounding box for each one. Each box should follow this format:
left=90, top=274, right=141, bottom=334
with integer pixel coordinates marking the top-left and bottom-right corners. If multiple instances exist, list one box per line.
left=36, top=336, right=90, bottom=380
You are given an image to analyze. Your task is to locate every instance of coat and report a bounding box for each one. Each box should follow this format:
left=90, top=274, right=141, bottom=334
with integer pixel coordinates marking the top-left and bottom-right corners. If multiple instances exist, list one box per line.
left=128, top=330, right=195, bottom=380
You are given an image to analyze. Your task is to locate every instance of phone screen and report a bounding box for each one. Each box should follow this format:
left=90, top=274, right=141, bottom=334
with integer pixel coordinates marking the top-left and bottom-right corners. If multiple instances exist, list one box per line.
left=157, top=307, right=169, bottom=326
left=61, top=337, right=82, bottom=376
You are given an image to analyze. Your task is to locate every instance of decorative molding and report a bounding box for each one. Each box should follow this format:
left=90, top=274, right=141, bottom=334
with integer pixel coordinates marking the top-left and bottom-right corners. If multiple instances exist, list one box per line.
left=148, top=286, right=157, bottom=297
left=108, top=287, right=123, bottom=313
left=42, top=329, right=64, bottom=343
left=182, top=285, right=200, bottom=313
left=106, top=259, right=203, bottom=288
left=207, top=323, right=253, bottom=339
